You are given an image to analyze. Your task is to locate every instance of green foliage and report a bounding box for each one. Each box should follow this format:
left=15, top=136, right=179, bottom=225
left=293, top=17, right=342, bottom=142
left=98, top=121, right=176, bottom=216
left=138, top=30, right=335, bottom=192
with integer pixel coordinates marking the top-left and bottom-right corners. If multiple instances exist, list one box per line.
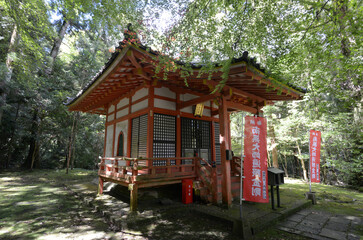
left=0, top=0, right=361, bottom=187
left=0, top=0, right=142, bottom=170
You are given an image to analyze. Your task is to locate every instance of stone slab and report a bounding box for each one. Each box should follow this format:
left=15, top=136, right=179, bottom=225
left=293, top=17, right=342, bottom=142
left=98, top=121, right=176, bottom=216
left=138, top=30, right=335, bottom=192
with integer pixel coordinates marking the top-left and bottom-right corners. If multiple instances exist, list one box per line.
left=295, top=223, right=321, bottom=234
left=320, top=228, right=347, bottom=240
left=347, top=232, right=361, bottom=240
left=298, top=208, right=313, bottom=216
left=278, top=220, right=299, bottom=229
left=325, top=220, right=350, bottom=232
left=305, top=212, right=330, bottom=223
left=287, top=213, right=305, bottom=222
left=329, top=216, right=352, bottom=225
left=298, top=219, right=325, bottom=229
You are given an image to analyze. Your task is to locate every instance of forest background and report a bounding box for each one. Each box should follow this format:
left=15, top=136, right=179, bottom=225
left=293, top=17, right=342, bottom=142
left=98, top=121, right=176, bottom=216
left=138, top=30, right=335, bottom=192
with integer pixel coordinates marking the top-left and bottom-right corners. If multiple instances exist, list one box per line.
left=0, top=0, right=361, bottom=188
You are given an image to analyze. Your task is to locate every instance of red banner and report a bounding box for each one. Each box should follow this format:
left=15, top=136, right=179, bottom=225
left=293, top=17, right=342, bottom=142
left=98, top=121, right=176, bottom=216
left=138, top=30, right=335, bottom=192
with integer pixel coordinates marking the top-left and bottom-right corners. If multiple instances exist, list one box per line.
left=243, top=116, right=269, bottom=203
left=310, top=130, right=321, bottom=183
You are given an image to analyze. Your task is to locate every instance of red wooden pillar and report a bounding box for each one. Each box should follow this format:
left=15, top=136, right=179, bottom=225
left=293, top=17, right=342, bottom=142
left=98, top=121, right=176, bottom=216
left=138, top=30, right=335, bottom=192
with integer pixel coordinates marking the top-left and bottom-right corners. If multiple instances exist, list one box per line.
left=112, top=104, right=117, bottom=156
left=227, top=113, right=232, bottom=149
left=176, top=93, right=181, bottom=170
left=210, top=119, right=218, bottom=203
left=127, top=97, right=132, bottom=158
left=98, top=177, right=104, bottom=195
left=147, top=86, right=154, bottom=160
left=103, top=104, right=109, bottom=157
left=219, top=96, right=232, bottom=206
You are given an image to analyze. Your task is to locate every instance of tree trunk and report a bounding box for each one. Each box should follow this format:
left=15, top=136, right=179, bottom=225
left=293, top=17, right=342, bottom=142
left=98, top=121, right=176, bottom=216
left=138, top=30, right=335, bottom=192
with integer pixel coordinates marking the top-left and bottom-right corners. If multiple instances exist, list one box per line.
left=66, top=112, right=77, bottom=174
left=281, top=153, right=289, bottom=178
left=30, top=142, right=39, bottom=170
left=45, top=19, right=71, bottom=76
left=23, top=109, right=40, bottom=169
left=269, top=125, right=279, bottom=168
left=296, top=141, right=307, bottom=181
left=70, top=112, right=80, bottom=170
left=0, top=25, right=17, bottom=125
left=5, top=102, right=21, bottom=168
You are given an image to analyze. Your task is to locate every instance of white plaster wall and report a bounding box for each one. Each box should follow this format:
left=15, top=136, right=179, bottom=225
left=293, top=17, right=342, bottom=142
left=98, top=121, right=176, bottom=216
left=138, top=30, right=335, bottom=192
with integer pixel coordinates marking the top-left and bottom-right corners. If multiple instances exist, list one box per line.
left=155, top=87, right=176, bottom=99
left=113, top=120, right=128, bottom=166
left=213, top=102, right=218, bottom=108
left=154, top=98, right=176, bottom=110
left=116, top=108, right=128, bottom=119
left=203, top=108, right=211, bottom=117
left=131, top=99, right=148, bottom=113
left=117, top=97, right=129, bottom=109
left=108, top=105, right=115, bottom=113
left=203, top=101, right=211, bottom=107
left=180, top=93, right=197, bottom=114
left=132, top=88, right=148, bottom=102
left=105, top=125, right=114, bottom=157
left=181, top=93, right=198, bottom=101
left=107, top=114, right=115, bottom=122
left=181, top=106, right=193, bottom=114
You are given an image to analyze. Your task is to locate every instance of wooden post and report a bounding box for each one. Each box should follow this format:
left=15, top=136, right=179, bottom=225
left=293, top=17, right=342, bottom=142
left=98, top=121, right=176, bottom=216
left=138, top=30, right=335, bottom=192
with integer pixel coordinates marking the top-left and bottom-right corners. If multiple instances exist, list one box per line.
left=147, top=87, right=154, bottom=161
left=176, top=93, right=181, bottom=172
left=127, top=104, right=132, bottom=157
left=219, top=96, right=232, bottom=206
left=211, top=120, right=218, bottom=204
left=98, top=177, right=104, bottom=195
left=129, top=183, right=138, bottom=211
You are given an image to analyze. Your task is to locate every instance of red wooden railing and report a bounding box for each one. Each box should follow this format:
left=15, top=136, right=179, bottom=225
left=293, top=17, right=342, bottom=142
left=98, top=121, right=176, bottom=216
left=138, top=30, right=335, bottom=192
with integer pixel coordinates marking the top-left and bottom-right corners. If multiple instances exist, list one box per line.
left=98, top=156, right=199, bottom=184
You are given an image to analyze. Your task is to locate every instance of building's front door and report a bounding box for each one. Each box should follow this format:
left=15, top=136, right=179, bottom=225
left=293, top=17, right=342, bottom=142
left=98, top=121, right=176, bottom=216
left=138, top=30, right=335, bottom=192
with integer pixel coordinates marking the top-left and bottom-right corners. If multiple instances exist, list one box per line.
left=181, top=117, right=211, bottom=164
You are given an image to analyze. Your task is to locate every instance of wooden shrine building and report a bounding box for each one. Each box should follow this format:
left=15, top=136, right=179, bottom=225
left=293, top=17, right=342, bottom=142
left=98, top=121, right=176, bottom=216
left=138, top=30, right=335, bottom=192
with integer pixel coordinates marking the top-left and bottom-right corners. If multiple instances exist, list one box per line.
left=67, top=39, right=304, bottom=211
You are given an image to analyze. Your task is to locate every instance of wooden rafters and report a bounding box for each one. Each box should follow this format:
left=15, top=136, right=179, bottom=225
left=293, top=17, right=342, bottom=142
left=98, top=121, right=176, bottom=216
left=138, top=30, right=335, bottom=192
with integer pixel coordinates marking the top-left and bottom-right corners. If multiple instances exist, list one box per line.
left=226, top=101, right=258, bottom=114
left=177, top=93, right=219, bottom=110
left=204, top=79, right=265, bottom=103
left=127, top=50, right=152, bottom=81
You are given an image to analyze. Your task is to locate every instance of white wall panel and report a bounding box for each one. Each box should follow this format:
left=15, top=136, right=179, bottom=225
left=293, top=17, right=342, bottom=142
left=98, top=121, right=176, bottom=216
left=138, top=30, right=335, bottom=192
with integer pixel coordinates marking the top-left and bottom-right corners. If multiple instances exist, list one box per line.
left=117, top=97, right=129, bottom=109
left=132, top=88, right=148, bottom=102
left=154, top=98, right=176, bottom=110
left=116, top=108, right=128, bottom=119
left=131, top=99, right=148, bottom=113
left=155, top=87, right=176, bottom=99
left=181, top=106, right=193, bottom=114
left=105, top=125, right=114, bottom=157
left=203, top=108, right=211, bottom=117
left=107, top=114, right=114, bottom=122
left=203, top=101, right=211, bottom=107
left=108, top=105, right=115, bottom=113
left=181, top=93, right=198, bottom=101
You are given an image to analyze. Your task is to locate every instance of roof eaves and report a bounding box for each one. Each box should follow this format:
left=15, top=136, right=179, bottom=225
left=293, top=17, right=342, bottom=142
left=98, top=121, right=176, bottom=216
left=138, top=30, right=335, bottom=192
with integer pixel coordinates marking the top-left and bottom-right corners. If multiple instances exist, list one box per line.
left=66, top=45, right=131, bottom=107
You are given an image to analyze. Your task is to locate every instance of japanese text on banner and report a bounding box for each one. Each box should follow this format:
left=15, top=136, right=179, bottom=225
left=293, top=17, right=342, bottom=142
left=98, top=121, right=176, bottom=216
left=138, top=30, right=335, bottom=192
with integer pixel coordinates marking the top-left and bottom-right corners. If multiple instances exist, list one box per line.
left=243, top=116, right=269, bottom=203
left=310, top=130, right=321, bottom=183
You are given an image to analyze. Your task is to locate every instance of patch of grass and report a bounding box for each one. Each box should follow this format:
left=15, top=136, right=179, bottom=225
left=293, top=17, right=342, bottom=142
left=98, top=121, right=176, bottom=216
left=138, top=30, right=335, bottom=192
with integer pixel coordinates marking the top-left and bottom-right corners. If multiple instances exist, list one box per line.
left=0, top=169, right=109, bottom=240
left=254, top=227, right=311, bottom=240
left=280, top=178, right=363, bottom=217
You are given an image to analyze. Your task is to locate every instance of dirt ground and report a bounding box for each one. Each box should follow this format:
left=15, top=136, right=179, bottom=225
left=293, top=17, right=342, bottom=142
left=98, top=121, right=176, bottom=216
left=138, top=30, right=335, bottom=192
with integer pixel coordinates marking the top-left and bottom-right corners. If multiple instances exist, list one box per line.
left=0, top=170, right=322, bottom=239
left=0, top=171, right=243, bottom=240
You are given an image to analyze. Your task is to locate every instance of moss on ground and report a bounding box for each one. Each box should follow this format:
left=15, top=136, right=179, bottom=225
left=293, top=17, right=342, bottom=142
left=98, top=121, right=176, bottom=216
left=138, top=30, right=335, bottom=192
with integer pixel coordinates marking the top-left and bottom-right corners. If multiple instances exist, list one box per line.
left=0, top=170, right=361, bottom=240
left=280, top=178, right=363, bottom=217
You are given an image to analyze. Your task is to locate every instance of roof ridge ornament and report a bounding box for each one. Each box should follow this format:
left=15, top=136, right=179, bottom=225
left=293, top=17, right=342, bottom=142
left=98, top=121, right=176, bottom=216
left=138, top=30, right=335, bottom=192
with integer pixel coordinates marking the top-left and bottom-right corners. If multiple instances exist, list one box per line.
left=120, top=23, right=140, bottom=48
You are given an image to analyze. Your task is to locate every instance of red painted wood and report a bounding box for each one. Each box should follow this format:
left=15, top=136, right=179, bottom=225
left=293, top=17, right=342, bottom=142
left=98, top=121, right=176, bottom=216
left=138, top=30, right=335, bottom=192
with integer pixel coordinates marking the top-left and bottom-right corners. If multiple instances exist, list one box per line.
left=147, top=87, right=154, bottom=160
left=182, top=179, right=193, bottom=204
left=219, top=96, right=232, bottom=206
left=103, top=103, right=109, bottom=157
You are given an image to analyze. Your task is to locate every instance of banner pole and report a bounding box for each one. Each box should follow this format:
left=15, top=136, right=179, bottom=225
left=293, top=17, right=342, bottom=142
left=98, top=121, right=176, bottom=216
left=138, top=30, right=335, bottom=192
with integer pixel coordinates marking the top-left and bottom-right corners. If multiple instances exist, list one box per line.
left=309, top=130, right=312, bottom=193
left=239, top=113, right=245, bottom=219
